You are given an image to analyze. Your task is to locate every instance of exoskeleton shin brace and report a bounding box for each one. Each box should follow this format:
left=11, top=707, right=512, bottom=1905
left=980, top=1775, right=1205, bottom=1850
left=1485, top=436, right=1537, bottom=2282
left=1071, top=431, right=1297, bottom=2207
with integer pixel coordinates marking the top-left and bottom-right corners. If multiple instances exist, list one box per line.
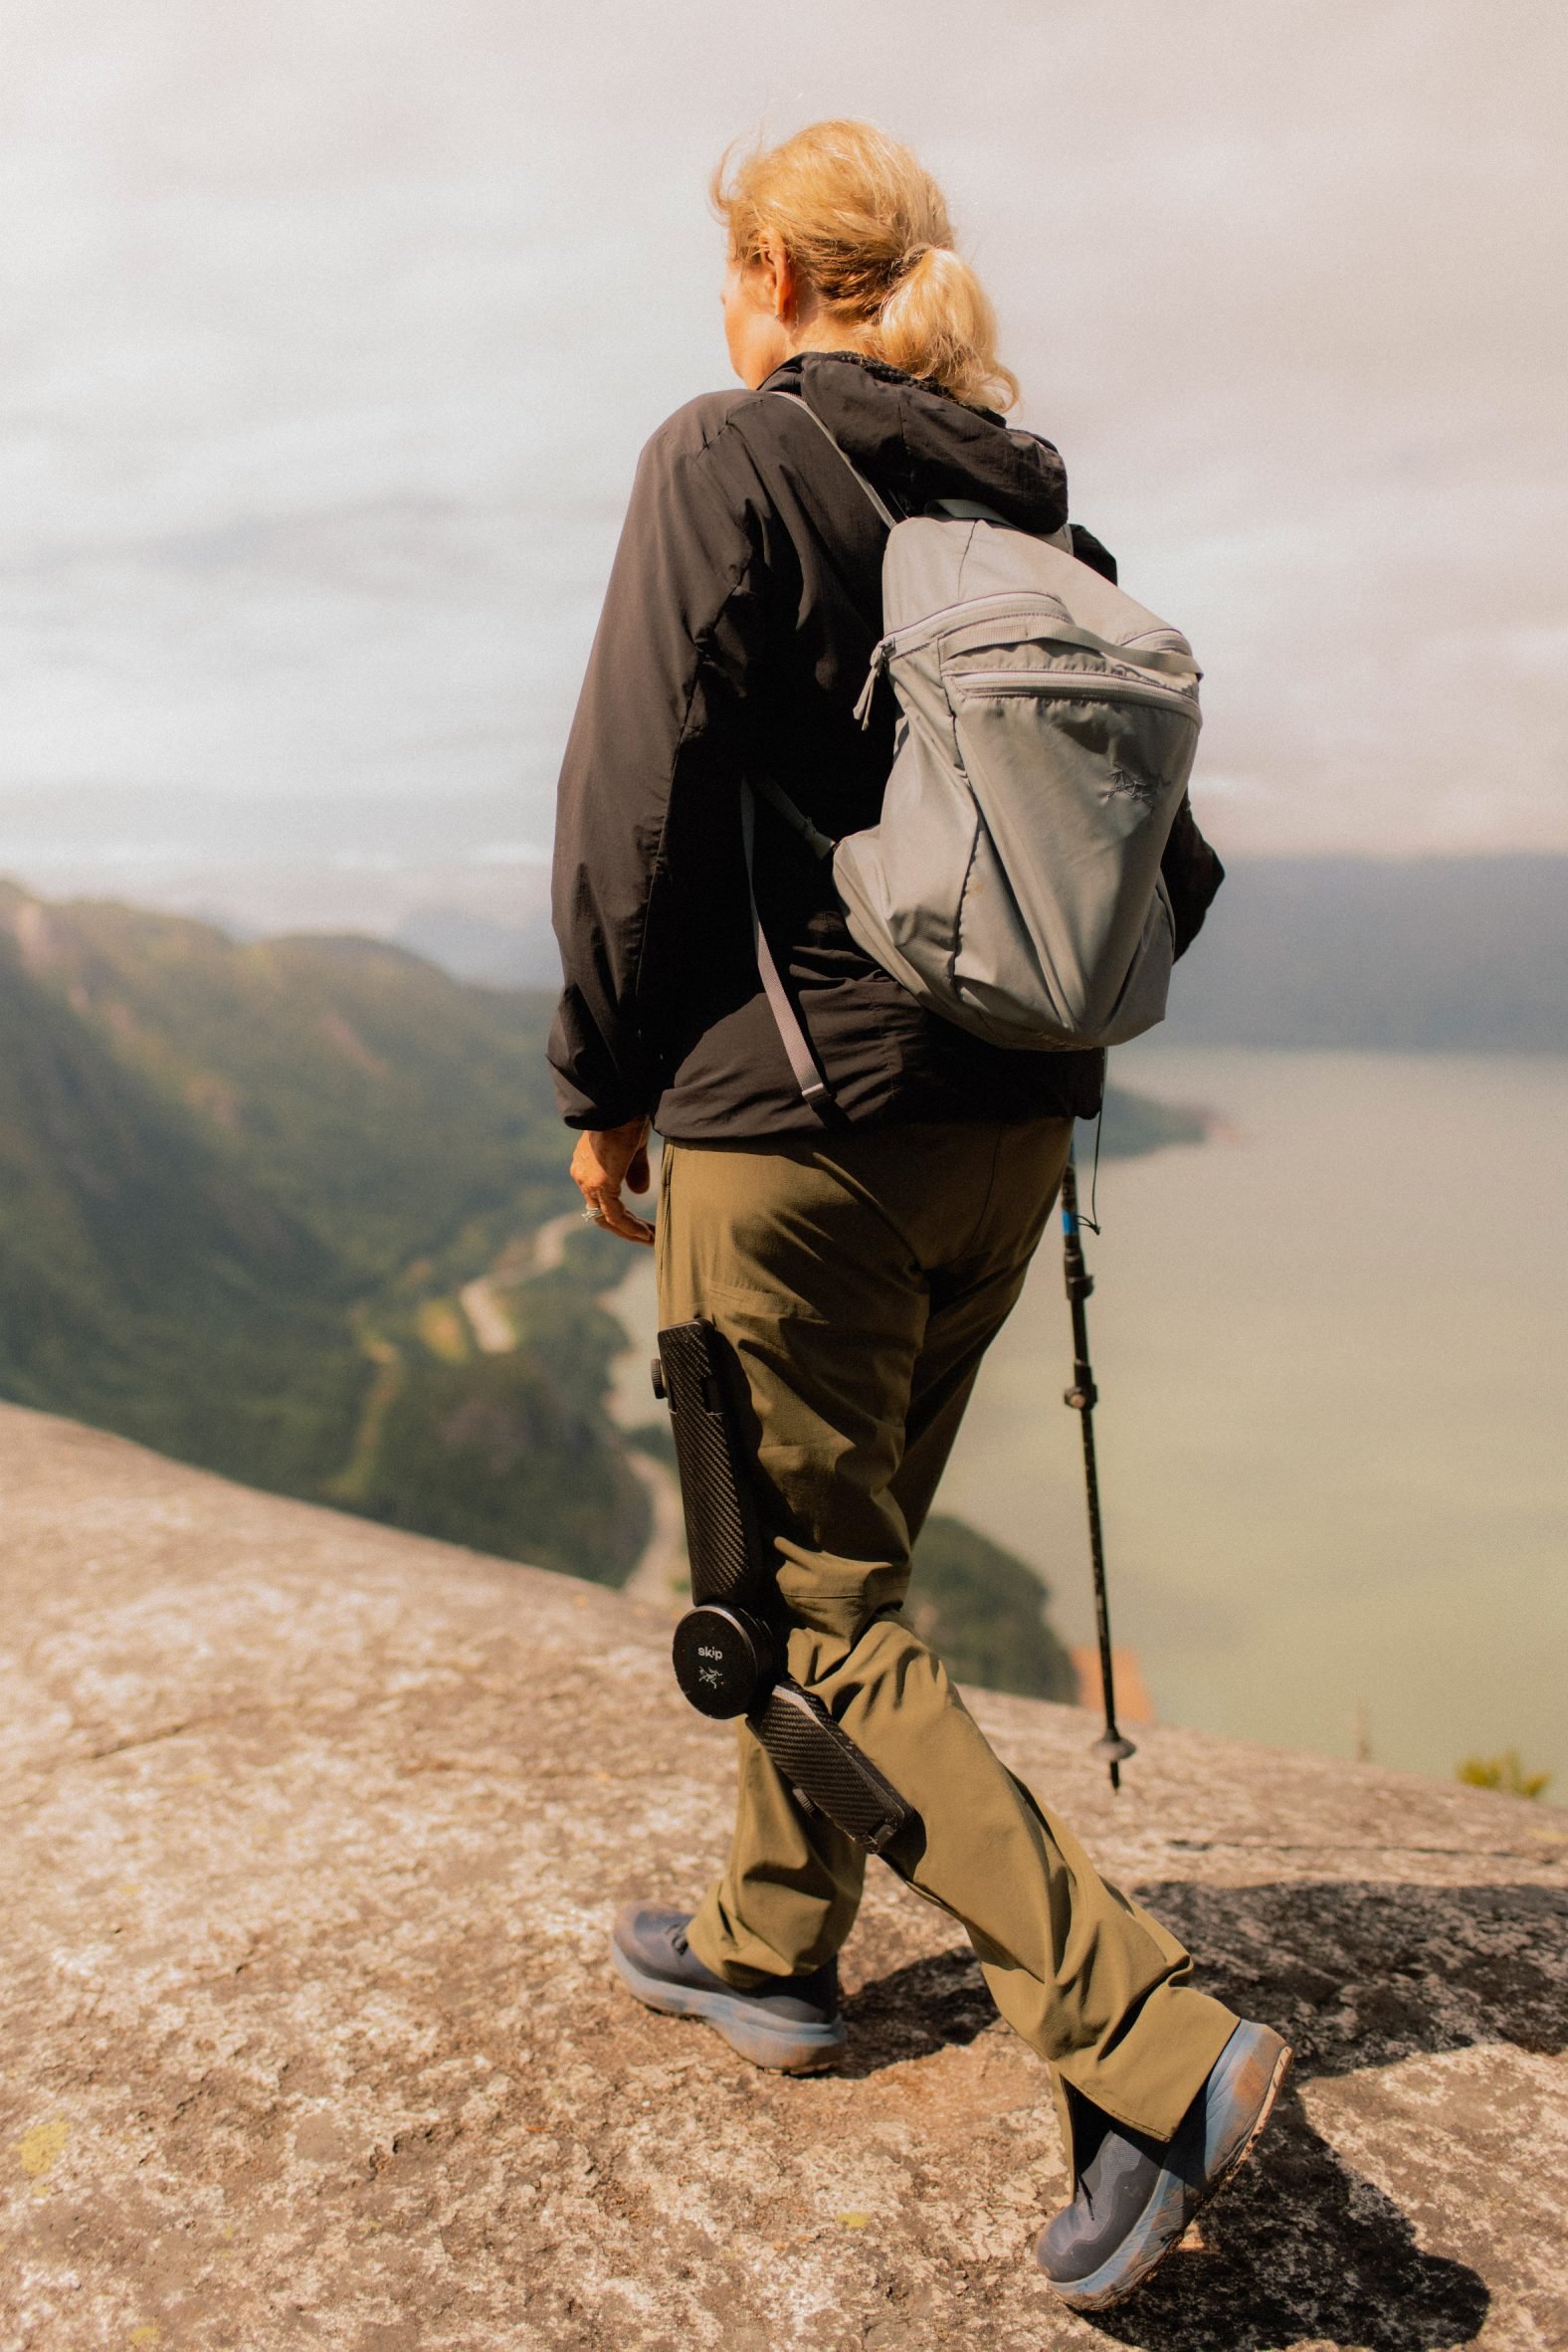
left=653, top=1318, right=915, bottom=1856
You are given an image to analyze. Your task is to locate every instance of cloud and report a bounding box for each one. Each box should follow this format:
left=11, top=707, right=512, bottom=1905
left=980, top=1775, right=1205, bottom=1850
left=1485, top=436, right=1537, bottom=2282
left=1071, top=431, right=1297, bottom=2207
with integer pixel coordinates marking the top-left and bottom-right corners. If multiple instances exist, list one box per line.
left=1, top=0, right=1563, bottom=871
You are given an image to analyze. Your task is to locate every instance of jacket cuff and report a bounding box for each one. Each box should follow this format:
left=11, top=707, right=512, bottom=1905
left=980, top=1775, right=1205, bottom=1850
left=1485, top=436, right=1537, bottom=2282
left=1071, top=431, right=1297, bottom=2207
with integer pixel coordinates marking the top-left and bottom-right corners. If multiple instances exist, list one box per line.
left=559, top=1102, right=653, bottom=1133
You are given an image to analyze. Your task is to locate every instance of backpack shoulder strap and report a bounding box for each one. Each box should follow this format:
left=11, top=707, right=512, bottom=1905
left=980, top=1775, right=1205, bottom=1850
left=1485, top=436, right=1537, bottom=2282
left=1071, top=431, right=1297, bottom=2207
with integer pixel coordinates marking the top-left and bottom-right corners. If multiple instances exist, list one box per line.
left=768, top=389, right=900, bottom=530
left=740, top=781, right=832, bottom=1107
left=750, top=769, right=835, bottom=862
left=726, top=392, right=892, bottom=1113
left=741, top=389, right=910, bottom=1111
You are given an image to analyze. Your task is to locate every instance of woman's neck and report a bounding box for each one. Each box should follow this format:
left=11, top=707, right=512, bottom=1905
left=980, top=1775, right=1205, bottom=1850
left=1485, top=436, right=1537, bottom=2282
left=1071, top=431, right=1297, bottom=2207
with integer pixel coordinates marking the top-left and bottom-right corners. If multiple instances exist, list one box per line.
left=782, top=311, right=871, bottom=364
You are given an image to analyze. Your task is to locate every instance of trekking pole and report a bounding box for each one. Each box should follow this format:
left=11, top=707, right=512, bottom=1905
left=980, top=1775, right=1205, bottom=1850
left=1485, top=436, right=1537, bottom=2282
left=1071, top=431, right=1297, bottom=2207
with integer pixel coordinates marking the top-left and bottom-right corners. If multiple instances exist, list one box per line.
left=1060, top=1147, right=1137, bottom=1792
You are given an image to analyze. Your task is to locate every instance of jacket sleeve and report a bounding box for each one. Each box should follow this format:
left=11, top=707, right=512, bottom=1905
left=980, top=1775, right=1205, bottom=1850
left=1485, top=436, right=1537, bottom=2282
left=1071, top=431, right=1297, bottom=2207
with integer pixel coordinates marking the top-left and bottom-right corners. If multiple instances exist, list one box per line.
left=547, top=414, right=764, bottom=1129
left=1161, top=794, right=1225, bottom=958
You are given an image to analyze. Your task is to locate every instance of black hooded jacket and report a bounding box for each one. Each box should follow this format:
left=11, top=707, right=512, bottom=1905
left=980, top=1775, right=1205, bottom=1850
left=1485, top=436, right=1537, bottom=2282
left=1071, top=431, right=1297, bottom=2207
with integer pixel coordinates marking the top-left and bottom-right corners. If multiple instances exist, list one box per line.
left=548, top=352, right=1223, bottom=1138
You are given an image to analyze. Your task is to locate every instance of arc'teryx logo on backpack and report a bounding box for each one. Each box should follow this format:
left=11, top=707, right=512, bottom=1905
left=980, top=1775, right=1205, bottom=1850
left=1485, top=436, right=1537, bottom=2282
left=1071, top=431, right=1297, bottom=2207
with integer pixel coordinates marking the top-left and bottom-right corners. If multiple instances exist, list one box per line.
left=1107, top=763, right=1168, bottom=809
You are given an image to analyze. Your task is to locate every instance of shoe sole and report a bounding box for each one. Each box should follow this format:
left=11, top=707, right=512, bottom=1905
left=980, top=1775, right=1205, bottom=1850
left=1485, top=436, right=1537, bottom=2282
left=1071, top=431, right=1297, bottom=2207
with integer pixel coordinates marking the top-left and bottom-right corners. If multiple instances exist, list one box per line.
left=1043, top=2030, right=1293, bottom=2313
left=610, top=1939, right=847, bottom=2073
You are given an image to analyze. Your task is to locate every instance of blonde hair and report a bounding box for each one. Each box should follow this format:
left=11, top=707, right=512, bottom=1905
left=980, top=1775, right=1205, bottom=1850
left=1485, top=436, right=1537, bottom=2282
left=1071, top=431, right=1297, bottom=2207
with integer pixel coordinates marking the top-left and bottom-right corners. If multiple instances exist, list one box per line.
left=712, top=119, right=1020, bottom=414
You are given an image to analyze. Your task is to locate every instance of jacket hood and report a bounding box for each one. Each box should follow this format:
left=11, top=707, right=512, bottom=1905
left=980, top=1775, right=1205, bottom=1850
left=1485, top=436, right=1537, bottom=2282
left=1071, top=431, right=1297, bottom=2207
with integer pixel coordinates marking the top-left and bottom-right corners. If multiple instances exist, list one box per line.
left=770, top=351, right=1070, bottom=537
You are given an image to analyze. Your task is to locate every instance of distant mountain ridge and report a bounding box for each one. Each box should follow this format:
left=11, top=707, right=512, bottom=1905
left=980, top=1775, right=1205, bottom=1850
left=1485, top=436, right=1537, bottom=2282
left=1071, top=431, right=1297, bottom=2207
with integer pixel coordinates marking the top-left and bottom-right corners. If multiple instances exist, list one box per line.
left=1164, top=855, right=1568, bottom=1053
left=398, top=857, right=1568, bottom=1055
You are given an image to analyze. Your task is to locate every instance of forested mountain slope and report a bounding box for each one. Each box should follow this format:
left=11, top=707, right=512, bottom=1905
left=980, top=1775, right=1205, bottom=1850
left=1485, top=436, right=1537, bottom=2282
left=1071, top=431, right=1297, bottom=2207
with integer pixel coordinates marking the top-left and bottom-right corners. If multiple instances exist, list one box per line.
left=0, top=885, right=570, bottom=1275
left=0, top=930, right=356, bottom=1486
left=0, top=880, right=1200, bottom=1676
left=0, top=882, right=642, bottom=1574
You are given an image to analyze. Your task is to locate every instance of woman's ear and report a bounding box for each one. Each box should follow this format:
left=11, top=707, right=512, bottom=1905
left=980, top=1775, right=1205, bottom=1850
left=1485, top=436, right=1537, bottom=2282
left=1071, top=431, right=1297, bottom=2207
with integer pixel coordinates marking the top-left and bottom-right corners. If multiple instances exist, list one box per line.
left=757, top=232, right=800, bottom=324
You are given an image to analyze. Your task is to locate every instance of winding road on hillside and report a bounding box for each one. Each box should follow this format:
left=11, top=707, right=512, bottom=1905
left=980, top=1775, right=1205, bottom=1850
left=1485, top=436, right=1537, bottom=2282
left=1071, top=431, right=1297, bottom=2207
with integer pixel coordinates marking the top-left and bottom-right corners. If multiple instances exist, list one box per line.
left=458, top=1274, right=514, bottom=1354
left=457, top=1208, right=582, bottom=1355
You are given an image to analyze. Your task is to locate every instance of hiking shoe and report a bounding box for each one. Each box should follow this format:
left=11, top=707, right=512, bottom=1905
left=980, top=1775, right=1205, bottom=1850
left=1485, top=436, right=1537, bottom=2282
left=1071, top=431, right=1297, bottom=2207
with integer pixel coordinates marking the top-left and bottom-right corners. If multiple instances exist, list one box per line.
left=610, top=1903, right=846, bottom=2073
left=1036, top=2019, right=1292, bottom=2310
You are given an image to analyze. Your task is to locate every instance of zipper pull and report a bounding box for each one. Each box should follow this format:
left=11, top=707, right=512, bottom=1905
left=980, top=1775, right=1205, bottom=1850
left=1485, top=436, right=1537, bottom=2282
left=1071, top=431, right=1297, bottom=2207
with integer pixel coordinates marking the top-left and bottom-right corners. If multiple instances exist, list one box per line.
left=853, top=641, right=889, bottom=729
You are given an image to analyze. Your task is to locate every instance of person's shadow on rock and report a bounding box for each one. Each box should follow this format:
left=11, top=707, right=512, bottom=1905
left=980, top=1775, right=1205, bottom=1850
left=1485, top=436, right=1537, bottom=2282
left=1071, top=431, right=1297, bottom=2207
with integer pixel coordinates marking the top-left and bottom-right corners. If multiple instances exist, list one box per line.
left=1086, top=2073, right=1487, bottom=2351
left=843, top=1878, right=1568, bottom=2349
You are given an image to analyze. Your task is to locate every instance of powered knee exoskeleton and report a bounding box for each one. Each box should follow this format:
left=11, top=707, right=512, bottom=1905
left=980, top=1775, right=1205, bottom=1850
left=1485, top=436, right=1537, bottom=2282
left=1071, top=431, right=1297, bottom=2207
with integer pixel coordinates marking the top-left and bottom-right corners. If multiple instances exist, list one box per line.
left=653, top=1318, right=915, bottom=1856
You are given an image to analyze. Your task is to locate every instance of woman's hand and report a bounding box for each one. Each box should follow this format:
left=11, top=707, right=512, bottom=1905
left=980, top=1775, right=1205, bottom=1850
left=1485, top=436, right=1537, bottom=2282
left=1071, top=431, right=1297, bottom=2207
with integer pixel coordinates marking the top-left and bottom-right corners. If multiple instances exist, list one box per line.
left=570, top=1117, right=656, bottom=1248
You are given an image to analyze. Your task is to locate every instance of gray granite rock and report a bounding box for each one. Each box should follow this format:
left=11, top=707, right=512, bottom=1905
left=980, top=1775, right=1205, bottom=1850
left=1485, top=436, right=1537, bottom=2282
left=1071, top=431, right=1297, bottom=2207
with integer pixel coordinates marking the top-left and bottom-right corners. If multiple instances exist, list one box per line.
left=0, top=1402, right=1563, bottom=2351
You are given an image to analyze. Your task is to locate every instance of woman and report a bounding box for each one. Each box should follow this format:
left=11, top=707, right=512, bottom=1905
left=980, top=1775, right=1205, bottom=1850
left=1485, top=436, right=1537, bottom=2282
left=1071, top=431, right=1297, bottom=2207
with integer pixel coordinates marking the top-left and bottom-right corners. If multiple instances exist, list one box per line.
left=549, top=119, right=1287, bottom=2310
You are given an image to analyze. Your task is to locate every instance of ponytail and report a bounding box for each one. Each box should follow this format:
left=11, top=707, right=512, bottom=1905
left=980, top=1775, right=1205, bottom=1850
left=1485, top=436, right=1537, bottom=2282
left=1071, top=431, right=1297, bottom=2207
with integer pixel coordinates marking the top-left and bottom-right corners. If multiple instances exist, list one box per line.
left=712, top=119, right=1020, bottom=414
left=874, top=243, right=1018, bottom=413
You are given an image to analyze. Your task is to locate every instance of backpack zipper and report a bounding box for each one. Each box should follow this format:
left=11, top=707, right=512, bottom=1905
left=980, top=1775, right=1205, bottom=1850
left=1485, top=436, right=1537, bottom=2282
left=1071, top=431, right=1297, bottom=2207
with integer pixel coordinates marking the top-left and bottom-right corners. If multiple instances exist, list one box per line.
left=853, top=592, right=1196, bottom=727
left=854, top=593, right=1066, bottom=722
left=951, top=671, right=1201, bottom=721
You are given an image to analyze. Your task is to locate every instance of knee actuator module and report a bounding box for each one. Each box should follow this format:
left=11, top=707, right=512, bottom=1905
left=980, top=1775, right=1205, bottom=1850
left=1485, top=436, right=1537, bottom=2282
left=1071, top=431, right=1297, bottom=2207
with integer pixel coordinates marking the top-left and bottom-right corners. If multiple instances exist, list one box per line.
left=653, top=1317, right=914, bottom=1856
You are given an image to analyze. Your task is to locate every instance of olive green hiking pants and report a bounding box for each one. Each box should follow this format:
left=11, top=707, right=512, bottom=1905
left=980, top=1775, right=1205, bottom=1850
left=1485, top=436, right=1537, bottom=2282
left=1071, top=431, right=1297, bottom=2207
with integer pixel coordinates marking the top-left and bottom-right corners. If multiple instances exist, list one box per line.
left=656, top=1117, right=1237, bottom=2141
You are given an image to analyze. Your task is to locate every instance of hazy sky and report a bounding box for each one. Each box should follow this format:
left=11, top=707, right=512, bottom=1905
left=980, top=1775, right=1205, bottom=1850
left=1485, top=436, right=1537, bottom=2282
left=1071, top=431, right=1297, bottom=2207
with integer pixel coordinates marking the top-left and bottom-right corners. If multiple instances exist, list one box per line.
left=3, top=0, right=1565, bottom=925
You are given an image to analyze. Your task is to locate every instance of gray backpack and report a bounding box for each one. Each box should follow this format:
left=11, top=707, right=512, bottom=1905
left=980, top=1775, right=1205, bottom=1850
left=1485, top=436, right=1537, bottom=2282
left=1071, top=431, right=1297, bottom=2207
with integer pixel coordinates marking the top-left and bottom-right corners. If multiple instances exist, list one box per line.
left=745, top=394, right=1203, bottom=1104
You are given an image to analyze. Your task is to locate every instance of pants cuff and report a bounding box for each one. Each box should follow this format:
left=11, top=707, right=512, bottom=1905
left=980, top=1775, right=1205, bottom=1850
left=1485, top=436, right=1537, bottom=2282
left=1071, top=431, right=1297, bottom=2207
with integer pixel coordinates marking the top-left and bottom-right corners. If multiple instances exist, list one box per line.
left=1055, top=1983, right=1240, bottom=2144
left=684, top=1889, right=798, bottom=1993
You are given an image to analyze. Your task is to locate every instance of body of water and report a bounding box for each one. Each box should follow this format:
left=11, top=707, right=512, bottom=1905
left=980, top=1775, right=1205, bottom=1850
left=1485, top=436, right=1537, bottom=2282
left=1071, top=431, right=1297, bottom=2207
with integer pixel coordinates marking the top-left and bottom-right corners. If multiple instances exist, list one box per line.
left=609, top=1049, right=1567, bottom=1799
